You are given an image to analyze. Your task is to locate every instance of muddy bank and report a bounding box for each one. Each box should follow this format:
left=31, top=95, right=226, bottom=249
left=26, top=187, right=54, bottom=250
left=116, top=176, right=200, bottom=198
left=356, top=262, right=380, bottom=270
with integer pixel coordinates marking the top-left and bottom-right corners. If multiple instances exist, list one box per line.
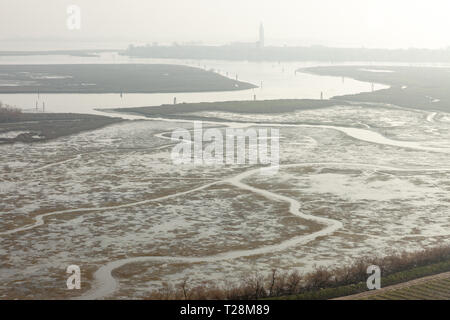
left=0, top=113, right=125, bottom=145
left=111, top=99, right=347, bottom=120
left=302, top=66, right=450, bottom=112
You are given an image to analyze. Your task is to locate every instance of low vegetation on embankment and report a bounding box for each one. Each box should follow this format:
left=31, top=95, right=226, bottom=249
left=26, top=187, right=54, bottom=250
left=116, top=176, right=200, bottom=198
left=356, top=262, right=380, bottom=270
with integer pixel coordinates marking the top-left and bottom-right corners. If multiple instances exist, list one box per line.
left=144, top=245, right=450, bottom=300
left=0, top=103, right=124, bottom=144
left=0, top=103, right=21, bottom=122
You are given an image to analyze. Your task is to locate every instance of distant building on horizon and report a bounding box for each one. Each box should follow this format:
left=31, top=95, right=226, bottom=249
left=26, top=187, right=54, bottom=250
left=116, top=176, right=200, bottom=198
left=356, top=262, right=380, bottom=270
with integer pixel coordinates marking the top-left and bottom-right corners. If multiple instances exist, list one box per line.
left=259, top=23, right=265, bottom=48
left=230, top=23, right=265, bottom=49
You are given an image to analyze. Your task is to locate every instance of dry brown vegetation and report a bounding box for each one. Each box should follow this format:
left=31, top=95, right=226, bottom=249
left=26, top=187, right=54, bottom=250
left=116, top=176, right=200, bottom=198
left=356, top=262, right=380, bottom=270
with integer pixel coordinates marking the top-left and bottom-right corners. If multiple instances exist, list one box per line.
left=0, top=101, right=22, bottom=122
left=144, top=245, right=450, bottom=300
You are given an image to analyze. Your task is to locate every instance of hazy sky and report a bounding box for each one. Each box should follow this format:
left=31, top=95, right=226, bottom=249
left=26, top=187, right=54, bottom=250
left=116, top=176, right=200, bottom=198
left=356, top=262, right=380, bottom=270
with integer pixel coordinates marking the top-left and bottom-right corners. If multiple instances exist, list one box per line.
left=2, top=0, right=450, bottom=49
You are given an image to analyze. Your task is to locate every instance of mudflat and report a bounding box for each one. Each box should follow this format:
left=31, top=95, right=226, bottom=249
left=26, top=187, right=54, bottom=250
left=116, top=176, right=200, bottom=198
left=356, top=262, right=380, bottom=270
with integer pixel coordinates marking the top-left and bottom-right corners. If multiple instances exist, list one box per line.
left=0, top=113, right=124, bottom=144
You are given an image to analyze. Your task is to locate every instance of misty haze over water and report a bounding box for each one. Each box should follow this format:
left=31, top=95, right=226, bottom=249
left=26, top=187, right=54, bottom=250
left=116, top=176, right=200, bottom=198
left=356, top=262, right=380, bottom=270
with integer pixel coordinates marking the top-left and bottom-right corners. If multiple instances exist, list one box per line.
left=3, top=0, right=450, bottom=50
left=1, top=0, right=450, bottom=306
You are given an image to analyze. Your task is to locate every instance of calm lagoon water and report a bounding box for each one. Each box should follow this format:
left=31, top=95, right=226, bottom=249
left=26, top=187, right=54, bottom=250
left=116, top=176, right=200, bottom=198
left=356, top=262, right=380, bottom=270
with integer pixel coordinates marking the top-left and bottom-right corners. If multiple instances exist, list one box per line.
left=0, top=52, right=391, bottom=116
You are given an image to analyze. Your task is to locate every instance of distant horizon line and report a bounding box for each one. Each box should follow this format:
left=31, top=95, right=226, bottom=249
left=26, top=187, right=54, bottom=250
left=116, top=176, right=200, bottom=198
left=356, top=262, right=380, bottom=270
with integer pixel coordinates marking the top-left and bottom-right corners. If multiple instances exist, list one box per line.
left=2, top=43, right=450, bottom=52
left=1, top=38, right=450, bottom=52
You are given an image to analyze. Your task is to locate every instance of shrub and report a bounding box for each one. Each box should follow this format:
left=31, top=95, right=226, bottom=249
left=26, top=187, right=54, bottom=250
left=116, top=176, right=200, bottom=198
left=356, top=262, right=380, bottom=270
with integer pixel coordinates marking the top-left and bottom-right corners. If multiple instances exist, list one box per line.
left=0, top=102, right=22, bottom=122
left=143, top=245, right=450, bottom=300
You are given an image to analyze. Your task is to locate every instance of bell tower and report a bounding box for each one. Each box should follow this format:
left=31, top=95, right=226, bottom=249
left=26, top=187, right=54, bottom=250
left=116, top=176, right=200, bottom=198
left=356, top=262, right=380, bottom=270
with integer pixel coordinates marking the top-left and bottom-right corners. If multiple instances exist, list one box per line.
left=259, top=23, right=265, bottom=48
